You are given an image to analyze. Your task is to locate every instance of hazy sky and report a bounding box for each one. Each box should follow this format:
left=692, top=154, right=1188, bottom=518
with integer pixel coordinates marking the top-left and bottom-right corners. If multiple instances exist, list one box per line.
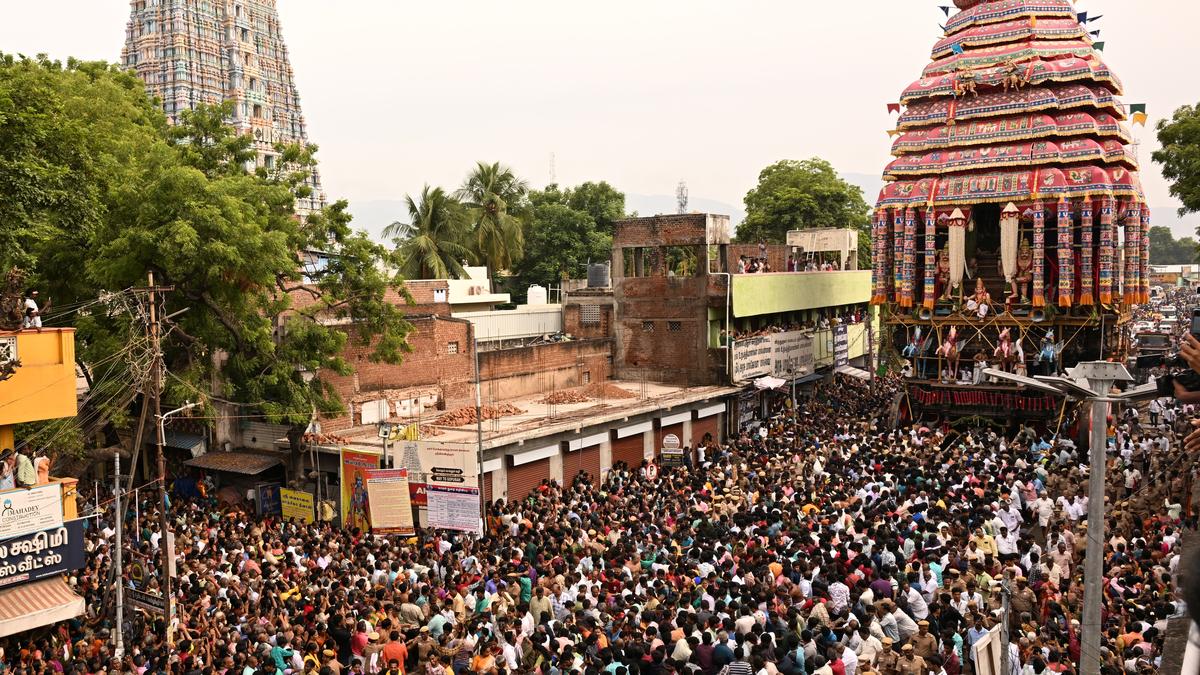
left=3, top=1, right=1199, bottom=235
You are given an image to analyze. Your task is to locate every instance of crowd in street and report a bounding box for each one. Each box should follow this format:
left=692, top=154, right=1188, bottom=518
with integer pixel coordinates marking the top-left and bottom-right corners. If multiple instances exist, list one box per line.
left=0, top=372, right=1192, bottom=675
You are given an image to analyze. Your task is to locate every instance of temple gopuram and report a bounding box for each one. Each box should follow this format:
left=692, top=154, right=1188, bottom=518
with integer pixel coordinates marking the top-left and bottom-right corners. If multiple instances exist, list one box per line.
left=871, top=0, right=1148, bottom=423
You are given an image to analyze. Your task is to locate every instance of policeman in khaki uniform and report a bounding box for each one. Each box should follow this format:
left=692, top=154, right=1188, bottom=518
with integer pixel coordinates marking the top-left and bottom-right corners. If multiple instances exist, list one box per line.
left=876, top=636, right=900, bottom=675
left=895, top=643, right=927, bottom=675
left=910, top=620, right=938, bottom=661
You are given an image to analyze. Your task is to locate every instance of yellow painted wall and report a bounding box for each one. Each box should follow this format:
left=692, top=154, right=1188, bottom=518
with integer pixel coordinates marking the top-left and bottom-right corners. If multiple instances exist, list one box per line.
left=731, top=271, right=871, bottom=318
left=0, top=329, right=78, bottom=427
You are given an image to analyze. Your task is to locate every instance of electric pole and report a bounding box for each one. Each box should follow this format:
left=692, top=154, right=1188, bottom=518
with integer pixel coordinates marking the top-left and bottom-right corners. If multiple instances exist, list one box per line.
left=114, top=449, right=124, bottom=659
left=139, top=271, right=176, bottom=646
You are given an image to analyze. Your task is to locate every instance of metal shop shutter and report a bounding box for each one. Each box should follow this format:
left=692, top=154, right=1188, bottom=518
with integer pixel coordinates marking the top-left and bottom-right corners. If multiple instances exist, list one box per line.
left=610, top=434, right=644, bottom=470
left=564, top=446, right=601, bottom=485
left=692, top=416, right=720, bottom=448
left=507, top=457, right=550, bottom=502
left=481, top=472, right=493, bottom=505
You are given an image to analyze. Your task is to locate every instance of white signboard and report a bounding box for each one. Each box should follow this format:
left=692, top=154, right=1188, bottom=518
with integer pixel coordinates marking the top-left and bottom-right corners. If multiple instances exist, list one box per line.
left=732, top=331, right=815, bottom=383
left=732, top=337, right=773, bottom=381
left=0, top=485, right=64, bottom=540
left=398, top=442, right=480, bottom=488
left=427, top=485, right=482, bottom=535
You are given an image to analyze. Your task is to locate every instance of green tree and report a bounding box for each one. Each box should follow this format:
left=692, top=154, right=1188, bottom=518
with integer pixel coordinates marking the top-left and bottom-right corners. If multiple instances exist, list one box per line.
left=1146, top=225, right=1199, bottom=264
left=384, top=185, right=472, bottom=280
left=457, top=161, right=529, bottom=274
left=737, top=158, right=871, bottom=250
left=0, top=55, right=412, bottom=470
left=516, top=188, right=613, bottom=288
left=1154, top=103, right=1200, bottom=214
left=563, top=181, right=626, bottom=234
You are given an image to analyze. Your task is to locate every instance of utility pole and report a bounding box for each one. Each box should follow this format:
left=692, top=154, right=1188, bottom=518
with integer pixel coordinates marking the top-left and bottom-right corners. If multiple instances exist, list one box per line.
left=114, top=450, right=124, bottom=659
left=1080, top=391, right=1111, bottom=675
left=140, top=271, right=176, bottom=646
left=1070, top=365, right=1130, bottom=675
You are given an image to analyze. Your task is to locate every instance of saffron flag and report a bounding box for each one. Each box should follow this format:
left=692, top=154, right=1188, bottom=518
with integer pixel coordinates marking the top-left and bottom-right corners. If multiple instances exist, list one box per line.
left=887, top=129, right=901, bottom=138
left=1131, top=112, right=1148, bottom=127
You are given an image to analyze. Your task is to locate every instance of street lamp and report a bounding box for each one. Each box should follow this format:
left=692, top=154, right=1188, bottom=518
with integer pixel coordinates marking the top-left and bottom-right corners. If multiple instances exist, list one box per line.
left=984, top=362, right=1132, bottom=675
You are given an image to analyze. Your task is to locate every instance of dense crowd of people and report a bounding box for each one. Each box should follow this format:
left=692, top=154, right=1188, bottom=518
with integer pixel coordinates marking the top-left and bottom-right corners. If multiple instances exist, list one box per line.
left=0, top=371, right=1193, bottom=675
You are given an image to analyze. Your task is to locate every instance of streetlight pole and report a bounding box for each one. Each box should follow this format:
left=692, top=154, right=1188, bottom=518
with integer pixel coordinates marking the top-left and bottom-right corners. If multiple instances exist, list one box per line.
left=113, top=450, right=124, bottom=659
left=155, top=400, right=197, bottom=645
left=983, top=362, right=1132, bottom=675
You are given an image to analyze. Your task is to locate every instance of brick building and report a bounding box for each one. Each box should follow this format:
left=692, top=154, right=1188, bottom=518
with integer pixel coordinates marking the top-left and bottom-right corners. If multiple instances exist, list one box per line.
left=612, top=213, right=877, bottom=389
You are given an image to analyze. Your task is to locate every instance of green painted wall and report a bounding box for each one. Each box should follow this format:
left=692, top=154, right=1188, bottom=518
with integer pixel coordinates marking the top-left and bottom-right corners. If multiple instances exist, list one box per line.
left=731, top=271, right=871, bottom=318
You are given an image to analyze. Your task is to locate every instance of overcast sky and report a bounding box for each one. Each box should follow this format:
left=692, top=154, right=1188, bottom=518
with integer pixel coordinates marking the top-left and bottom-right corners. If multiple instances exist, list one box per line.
left=3, top=1, right=1198, bottom=235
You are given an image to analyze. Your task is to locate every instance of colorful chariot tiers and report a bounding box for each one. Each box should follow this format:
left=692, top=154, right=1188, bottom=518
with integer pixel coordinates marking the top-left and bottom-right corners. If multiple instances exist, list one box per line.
left=872, top=0, right=1147, bottom=318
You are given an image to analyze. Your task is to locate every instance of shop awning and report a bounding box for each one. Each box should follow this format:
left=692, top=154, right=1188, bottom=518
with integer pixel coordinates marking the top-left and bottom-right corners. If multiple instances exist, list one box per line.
left=836, top=365, right=872, bottom=382
left=184, top=452, right=282, bottom=475
left=0, top=578, right=85, bottom=638
left=163, top=431, right=206, bottom=457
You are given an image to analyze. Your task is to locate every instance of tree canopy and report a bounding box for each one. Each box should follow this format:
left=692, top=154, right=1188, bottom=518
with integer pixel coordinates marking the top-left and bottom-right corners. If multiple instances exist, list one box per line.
left=457, top=161, right=529, bottom=274
left=1146, top=225, right=1198, bottom=265
left=0, top=54, right=411, bottom=463
left=515, top=183, right=622, bottom=288
left=736, top=158, right=871, bottom=245
left=1154, top=103, right=1200, bottom=215
left=385, top=186, right=471, bottom=280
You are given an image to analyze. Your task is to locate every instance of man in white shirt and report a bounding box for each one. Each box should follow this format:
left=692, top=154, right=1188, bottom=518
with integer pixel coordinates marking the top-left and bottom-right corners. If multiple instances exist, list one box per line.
left=22, top=290, right=42, bottom=331
left=996, top=527, right=1019, bottom=560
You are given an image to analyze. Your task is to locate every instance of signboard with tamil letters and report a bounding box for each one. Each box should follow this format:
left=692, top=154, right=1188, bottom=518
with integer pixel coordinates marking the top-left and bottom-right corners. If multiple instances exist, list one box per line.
left=0, top=518, right=85, bottom=587
left=280, top=488, right=314, bottom=523
left=732, top=331, right=816, bottom=383
left=833, top=325, right=850, bottom=367
left=126, top=588, right=167, bottom=616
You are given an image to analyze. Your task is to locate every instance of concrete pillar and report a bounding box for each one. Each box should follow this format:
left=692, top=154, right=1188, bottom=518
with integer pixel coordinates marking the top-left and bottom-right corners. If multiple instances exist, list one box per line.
left=491, top=464, right=507, bottom=503
left=682, top=418, right=693, bottom=447
left=599, top=438, right=612, bottom=476
left=642, top=430, right=654, bottom=462
left=549, top=450, right=564, bottom=487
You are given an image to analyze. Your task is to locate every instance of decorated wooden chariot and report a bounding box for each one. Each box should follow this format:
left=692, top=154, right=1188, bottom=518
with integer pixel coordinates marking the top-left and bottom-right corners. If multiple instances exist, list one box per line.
left=870, top=0, right=1148, bottom=421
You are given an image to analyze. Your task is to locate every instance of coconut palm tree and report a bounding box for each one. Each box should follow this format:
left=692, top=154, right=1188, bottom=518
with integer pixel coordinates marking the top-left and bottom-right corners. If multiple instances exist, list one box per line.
left=456, top=161, right=529, bottom=274
left=385, top=185, right=471, bottom=280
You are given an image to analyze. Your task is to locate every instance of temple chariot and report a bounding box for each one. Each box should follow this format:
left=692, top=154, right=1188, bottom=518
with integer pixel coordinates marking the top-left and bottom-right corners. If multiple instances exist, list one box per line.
left=871, top=0, right=1148, bottom=423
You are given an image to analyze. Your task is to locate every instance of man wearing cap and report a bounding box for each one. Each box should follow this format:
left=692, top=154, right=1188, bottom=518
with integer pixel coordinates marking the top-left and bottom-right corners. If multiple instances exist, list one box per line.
left=321, top=648, right=345, bottom=675
left=876, top=637, right=899, bottom=675
left=895, top=644, right=926, bottom=675
left=910, top=620, right=937, bottom=661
